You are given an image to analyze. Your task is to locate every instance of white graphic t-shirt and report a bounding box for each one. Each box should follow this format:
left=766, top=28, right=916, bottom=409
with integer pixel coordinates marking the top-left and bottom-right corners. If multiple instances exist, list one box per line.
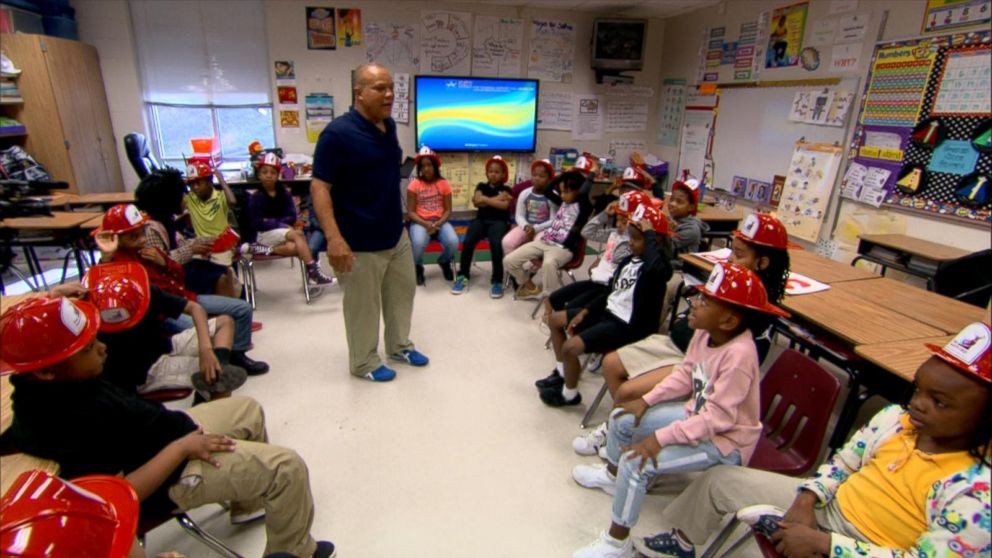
left=605, top=258, right=643, bottom=323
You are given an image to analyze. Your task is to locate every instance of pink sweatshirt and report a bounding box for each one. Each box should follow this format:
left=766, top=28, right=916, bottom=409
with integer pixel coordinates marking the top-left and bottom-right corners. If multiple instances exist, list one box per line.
left=642, top=329, right=763, bottom=464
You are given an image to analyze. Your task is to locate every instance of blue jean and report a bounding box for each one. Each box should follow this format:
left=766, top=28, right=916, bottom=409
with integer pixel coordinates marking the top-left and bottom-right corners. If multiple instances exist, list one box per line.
left=163, top=294, right=253, bottom=351
left=308, top=227, right=326, bottom=260
left=409, top=222, right=458, bottom=266
left=606, top=402, right=741, bottom=528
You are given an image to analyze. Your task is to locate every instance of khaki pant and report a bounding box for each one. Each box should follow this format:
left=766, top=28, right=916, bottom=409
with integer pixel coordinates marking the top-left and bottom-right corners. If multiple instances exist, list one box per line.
left=170, top=396, right=318, bottom=558
left=657, top=465, right=864, bottom=558
left=140, top=319, right=218, bottom=393
left=503, top=239, right=573, bottom=292
left=337, top=231, right=416, bottom=376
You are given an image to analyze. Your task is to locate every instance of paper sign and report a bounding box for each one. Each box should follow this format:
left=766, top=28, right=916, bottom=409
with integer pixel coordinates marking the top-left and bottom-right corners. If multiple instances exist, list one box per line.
left=841, top=161, right=867, bottom=198
left=785, top=272, right=831, bottom=295
left=807, top=19, right=837, bottom=46
left=573, top=94, right=603, bottom=140
left=927, top=139, right=980, bottom=175
left=836, top=12, right=869, bottom=43
left=538, top=91, right=573, bottom=131
left=864, top=167, right=891, bottom=190
left=864, top=130, right=903, bottom=150
left=830, top=43, right=861, bottom=72
left=878, top=147, right=904, bottom=161
left=696, top=248, right=732, bottom=263
left=829, top=0, right=858, bottom=14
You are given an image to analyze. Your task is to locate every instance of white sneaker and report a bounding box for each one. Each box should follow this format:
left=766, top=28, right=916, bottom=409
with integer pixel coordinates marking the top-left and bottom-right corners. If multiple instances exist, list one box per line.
left=573, top=531, right=634, bottom=558
left=572, top=463, right=617, bottom=495
left=573, top=422, right=608, bottom=456
left=598, top=445, right=609, bottom=460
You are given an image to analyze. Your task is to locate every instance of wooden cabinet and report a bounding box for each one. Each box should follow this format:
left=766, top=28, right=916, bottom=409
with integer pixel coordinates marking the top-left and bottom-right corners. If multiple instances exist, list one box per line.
left=0, top=33, right=122, bottom=193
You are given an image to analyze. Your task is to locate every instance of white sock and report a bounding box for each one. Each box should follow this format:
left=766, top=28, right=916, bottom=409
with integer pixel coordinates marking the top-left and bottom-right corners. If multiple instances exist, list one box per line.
left=562, top=386, right=579, bottom=400
left=555, top=361, right=564, bottom=375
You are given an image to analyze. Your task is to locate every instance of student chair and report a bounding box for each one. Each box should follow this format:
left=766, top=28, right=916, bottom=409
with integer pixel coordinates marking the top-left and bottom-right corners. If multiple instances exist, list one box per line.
left=933, top=248, right=992, bottom=307
left=698, top=505, right=785, bottom=558
left=529, top=238, right=589, bottom=319
left=123, top=133, right=161, bottom=179
left=138, top=510, right=243, bottom=558
left=240, top=253, right=315, bottom=308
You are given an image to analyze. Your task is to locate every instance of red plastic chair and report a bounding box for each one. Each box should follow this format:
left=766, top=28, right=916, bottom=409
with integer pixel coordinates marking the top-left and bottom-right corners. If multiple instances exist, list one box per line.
left=749, top=349, right=842, bottom=477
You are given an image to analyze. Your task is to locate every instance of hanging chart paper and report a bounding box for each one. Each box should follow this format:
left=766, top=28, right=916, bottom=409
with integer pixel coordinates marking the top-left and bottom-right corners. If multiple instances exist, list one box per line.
left=472, top=16, right=523, bottom=77
left=778, top=142, right=843, bottom=242
left=364, top=22, right=419, bottom=70
left=420, top=11, right=472, bottom=75
left=605, top=101, right=648, bottom=133
left=572, top=94, right=603, bottom=140
left=528, top=19, right=576, bottom=83
left=657, top=78, right=686, bottom=146
left=861, top=43, right=937, bottom=127
left=609, top=140, right=647, bottom=167
left=677, top=110, right=714, bottom=181
left=932, top=46, right=992, bottom=115
left=538, top=91, right=573, bottom=131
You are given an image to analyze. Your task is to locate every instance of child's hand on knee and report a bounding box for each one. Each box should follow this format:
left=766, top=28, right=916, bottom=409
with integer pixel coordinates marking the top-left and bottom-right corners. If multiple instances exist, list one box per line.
left=179, top=427, right=236, bottom=467
left=615, top=398, right=649, bottom=426
left=622, top=436, right=661, bottom=471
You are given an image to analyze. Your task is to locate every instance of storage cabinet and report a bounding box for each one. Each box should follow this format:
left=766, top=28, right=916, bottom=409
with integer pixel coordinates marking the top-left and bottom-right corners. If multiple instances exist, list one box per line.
left=0, top=33, right=122, bottom=193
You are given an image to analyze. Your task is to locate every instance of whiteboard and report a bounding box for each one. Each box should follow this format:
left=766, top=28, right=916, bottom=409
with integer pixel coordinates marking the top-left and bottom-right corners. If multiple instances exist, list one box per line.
left=710, top=77, right=859, bottom=191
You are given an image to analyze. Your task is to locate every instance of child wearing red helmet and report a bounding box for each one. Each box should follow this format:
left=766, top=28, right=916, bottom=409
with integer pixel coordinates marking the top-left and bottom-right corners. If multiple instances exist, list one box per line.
left=451, top=155, right=514, bottom=298
left=0, top=297, right=337, bottom=558
left=504, top=156, right=596, bottom=299
left=636, top=322, right=991, bottom=558
left=407, top=146, right=458, bottom=285
left=538, top=205, right=673, bottom=408
left=182, top=158, right=239, bottom=269
left=246, top=152, right=335, bottom=286
left=570, top=263, right=790, bottom=558
left=502, top=158, right=560, bottom=256
left=659, top=179, right=708, bottom=330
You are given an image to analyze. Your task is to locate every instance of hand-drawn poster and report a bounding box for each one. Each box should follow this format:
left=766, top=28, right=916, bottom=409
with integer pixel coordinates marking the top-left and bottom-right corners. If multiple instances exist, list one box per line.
left=677, top=109, right=715, bottom=182
left=572, top=94, right=603, bottom=141
left=364, top=22, right=419, bottom=70
left=528, top=19, right=576, bottom=83
left=538, top=91, right=573, bottom=131
left=778, top=142, right=843, bottom=242
left=472, top=16, right=523, bottom=77
left=443, top=153, right=472, bottom=208
left=765, top=2, right=808, bottom=68
left=609, top=140, right=647, bottom=168
left=420, top=11, right=472, bottom=75
left=657, top=78, right=686, bottom=146
left=336, top=8, right=361, bottom=47
left=605, top=101, right=648, bottom=132
left=306, top=7, right=336, bottom=50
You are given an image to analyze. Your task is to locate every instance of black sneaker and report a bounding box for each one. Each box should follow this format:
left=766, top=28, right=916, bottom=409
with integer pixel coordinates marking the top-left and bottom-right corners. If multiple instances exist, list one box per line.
left=415, top=264, right=425, bottom=286
left=539, top=386, right=582, bottom=407
left=231, top=351, right=270, bottom=376
left=439, top=261, right=454, bottom=281
left=312, top=540, right=337, bottom=558
left=534, top=370, right=564, bottom=389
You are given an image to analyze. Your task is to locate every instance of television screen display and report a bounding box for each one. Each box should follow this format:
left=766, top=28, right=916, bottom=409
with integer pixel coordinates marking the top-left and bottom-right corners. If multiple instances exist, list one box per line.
left=415, top=76, right=538, bottom=152
left=592, top=19, right=646, bottom=70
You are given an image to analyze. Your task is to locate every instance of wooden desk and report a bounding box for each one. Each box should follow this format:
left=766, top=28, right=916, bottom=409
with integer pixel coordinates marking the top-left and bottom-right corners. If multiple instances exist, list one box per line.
left=0, top=211, right=104, bottom=230
left=697, top=205, right=743, bottom=223
left=63, top=191, right=135, bottom=206
left=780, top=288, right=944, bottom=346
left=680, top=249, right=879, bottom=285
left=81, top=214, right=104, bottom=230
left=853, top=233, right=970, bottom=290
left=855, top=336, right=953, bottom=382
left=835, top=278, right=985, bottom=335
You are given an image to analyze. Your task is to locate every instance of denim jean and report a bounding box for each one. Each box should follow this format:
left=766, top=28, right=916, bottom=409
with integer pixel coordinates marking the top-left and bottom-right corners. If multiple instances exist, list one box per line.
left=605, top=402, right=742, bottom=528
left=163, top=294, right=253, bottom=351
left=308, top=228, right=327, bottom=261
left=409, top=222, right=458, bottom=266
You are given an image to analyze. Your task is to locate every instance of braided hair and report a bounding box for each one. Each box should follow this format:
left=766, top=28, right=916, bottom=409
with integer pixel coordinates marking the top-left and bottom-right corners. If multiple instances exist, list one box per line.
left=751, top=242, right=791, bottom=303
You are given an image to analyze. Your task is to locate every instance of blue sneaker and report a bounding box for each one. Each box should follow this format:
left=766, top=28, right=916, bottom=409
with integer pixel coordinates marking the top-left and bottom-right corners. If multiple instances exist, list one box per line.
left=635, top=529, right=695, bottom=558
left=362, top=365, right=396, bottom=382
left=490, top=283, right=504, bottom=299
left=390, top=349, right=429, bottom=367
left=451, top=275, right=468, bottom=295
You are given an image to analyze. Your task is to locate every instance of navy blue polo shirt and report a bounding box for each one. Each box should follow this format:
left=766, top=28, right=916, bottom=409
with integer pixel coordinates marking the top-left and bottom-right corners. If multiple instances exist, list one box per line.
left=312, top=108, right=404, bottom=252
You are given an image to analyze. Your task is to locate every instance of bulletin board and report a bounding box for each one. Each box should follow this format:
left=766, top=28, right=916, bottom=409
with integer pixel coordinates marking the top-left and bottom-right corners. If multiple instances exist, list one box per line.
left=841, top=29, right=991, bottom=224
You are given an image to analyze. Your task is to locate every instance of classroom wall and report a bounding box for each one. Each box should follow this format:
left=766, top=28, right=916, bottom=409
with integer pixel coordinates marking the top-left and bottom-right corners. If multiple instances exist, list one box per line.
left=648, top=0, right=991, bottom=258
left=73, top=0, right=665, bottom=190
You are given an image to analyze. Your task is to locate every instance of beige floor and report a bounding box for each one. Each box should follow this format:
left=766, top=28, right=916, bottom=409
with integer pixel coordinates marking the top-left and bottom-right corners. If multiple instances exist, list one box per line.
left=144, top=258, right=867, bottom=558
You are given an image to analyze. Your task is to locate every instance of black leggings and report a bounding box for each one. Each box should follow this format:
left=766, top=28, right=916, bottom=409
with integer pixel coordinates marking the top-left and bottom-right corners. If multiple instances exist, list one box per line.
left=548, top=280, right=610, bottom=312
left=458, top=219, right=510, bottom=283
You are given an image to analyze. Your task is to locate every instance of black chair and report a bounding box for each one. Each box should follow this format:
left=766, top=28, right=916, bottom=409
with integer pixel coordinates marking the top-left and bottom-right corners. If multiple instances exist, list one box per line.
left=123, top=133, right=161, bottom=179
left=933, top=249, right=992, bottom=308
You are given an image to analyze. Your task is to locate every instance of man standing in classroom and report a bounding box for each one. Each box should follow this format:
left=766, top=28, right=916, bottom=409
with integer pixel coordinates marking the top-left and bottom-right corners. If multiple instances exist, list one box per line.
left=310, top=63, right=429, bottom=382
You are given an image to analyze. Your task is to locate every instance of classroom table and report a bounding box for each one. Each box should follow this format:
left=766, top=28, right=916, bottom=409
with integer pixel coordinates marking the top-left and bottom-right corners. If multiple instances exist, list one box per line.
left=0, top=211, right=103, bottom=290
left=855, top=335, right=954, bottom=383
left=851, top=233, right=969, bottom=290
left=61, top=191, right=136, bottom=207
left=833, top=278, right=986, bottom=335
left=679, top=248, right=879, bottom=284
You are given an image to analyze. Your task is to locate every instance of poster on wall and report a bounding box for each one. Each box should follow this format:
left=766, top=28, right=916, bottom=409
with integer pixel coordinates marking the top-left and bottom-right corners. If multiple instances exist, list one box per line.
left=472, top=16, right=524, bottom=77
left=538, top=91, right=573, bottom=131
left=572, top=94, right=603, bottom=140
left=861, top=43, right=937, bottom=127
left=656, top=78, right=686, bottom=146
left=336, top=8, right=361, bottom=47
left=274, top=60, right=295, bottom=81
left=931, top=46, right=992, bottom=115
left=305, top=93, right=334, bottom=143
left=677, top=109, right=715, bottom=183
left=306, top=7, right=336, bottom=50
left=765, top=1, right=808, bottom=68
left=391, top=73, right=410, bottom=124
left=778, top=142, right=843, bottom=242
left=420, top=11, right=472, bottom=75
left=528, top=19, right=576, bottom=83
left=922, top=0, right=992, bottom=33
left=364, top=22, right=419, bottom=70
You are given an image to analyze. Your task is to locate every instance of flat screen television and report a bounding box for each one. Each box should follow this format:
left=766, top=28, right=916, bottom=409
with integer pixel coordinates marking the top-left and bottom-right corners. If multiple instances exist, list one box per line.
left=592, top=19, right=647, bottom=71
left=414, top=76, right=538, bottom=152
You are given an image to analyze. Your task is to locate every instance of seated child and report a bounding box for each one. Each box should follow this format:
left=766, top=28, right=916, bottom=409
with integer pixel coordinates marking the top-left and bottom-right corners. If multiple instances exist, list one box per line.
left=504, top=156, right=595, bottom=298
left=635, top=322, right=992, bottom=558
left=1, top=296, right=337, bottom=558
left=537, top=205, right=673, bottom=408
left=96, top=203, right=268, bottom=375
left=407, top=146, right=458, bottom=285
left=180, top=160, right=238, bottom=297
left=574, top=213, right=791, bottom=457
left=451, top=155, right=513, bottom=299
left=569, top=262, right=790, bottom=558
left=502, top=159, right=559, bottom=255
left=85, top=262, right=246, bottom=400
left=660, top=179, right=708, bottom=330
left=246, top=152, right=335, bottom=286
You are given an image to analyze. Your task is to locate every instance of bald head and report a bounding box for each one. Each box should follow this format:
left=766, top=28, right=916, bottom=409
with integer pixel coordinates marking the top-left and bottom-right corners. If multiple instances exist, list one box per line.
left=352, top=63, right=394, bottom=124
